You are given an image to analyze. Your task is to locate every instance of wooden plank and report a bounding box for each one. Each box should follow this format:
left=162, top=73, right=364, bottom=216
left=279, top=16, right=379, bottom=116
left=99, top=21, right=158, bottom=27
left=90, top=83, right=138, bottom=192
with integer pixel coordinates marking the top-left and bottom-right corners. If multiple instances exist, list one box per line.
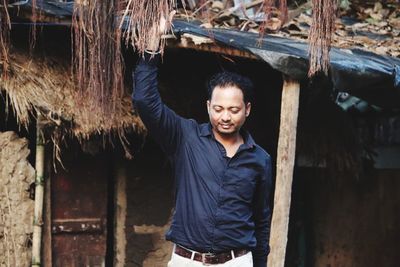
left=51, top=152, right=109, bottom=266
left=267, top=76, right=300, bottom=267
left=52, top=218, right=104, bottom=234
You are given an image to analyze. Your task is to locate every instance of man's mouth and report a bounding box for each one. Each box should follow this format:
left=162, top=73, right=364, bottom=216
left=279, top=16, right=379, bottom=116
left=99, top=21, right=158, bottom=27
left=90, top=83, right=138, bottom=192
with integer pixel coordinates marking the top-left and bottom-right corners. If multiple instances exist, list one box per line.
left=219, top=123, right=232, bottom=129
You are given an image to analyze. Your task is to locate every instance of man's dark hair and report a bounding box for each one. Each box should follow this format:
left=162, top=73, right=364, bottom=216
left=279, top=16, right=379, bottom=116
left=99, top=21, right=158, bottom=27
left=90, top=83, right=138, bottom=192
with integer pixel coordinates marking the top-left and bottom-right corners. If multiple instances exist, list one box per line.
left=207, top=71, right=254, bottom=104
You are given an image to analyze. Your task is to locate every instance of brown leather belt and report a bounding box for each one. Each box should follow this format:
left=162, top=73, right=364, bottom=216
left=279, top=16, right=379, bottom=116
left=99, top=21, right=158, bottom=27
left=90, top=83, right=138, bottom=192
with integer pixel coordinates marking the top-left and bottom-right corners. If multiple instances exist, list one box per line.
left=174, top=245, right=249, bottom=265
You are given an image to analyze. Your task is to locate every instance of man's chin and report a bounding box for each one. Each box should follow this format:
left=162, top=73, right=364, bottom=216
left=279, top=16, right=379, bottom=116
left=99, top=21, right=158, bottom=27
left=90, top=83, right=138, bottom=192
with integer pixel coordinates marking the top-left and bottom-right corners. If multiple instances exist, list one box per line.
left=217, top=127, right=236, bottom=135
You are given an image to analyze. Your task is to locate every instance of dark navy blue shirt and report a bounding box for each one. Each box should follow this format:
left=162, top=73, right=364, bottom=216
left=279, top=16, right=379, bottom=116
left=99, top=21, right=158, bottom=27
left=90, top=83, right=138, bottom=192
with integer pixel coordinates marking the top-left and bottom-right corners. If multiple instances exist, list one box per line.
left=133, top=55, right=272, bottom=267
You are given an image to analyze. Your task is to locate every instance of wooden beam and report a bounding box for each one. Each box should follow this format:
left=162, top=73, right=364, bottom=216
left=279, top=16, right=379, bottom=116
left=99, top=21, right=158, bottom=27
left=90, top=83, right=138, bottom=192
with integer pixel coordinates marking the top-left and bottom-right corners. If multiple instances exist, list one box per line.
left=267, top=76, right=300, bottom=267
left=167, top=38, right=259, bottom=60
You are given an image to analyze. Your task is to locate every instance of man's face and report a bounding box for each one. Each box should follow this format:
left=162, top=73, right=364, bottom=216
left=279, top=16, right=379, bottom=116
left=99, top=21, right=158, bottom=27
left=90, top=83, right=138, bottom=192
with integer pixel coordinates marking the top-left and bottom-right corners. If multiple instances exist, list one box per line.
left=207, top=85, right=251, bottom=137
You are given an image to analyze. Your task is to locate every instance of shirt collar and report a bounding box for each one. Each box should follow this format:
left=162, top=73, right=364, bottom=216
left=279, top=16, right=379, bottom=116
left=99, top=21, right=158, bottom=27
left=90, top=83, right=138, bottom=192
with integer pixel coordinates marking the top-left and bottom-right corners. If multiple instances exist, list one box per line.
left=199, top=123, right=213, bottom=137
left=200, top=123, right=255, bottom=149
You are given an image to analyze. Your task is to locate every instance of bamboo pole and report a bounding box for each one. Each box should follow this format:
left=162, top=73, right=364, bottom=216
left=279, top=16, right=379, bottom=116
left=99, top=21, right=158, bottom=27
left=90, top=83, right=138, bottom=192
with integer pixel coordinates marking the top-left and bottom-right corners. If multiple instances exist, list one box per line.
left=32, top=114, right=45, bottom=267
left=267, top=76, right=300, bottom=267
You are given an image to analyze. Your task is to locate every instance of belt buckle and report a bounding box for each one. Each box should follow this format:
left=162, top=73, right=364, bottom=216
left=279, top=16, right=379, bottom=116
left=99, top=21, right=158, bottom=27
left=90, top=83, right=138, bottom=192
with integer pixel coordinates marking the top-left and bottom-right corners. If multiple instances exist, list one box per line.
left=201, top=252, right=216, bottom=266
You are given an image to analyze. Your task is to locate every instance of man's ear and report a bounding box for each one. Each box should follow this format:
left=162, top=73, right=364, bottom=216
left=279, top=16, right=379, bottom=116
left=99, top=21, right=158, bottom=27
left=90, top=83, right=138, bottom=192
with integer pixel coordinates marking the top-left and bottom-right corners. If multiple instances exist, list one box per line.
left=245, top=102, right=251, bottom=117
left=207, top=100, right=211, bottom=114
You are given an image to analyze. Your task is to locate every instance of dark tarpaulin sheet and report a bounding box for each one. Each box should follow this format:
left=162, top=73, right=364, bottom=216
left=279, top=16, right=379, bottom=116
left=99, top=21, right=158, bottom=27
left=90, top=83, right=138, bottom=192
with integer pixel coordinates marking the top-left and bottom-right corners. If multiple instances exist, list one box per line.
left=172, top=20, right=400, bottom=108
left=16, top=0, right=73, bottom=17
left=11, top=2, right=400, bottom=107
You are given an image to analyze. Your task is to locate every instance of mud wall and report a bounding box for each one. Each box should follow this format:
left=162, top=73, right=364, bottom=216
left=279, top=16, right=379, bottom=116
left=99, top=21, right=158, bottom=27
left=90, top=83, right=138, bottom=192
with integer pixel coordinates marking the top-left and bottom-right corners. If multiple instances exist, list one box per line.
left=125, top=148, right=174, bottom=267
left=287, top=169, right=400, bottom=267
left=0, top=131, right=35, bottom=266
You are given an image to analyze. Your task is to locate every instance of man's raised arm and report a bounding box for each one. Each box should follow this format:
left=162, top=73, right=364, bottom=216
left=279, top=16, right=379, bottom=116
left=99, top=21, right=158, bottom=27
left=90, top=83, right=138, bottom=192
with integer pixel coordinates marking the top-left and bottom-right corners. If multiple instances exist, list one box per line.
left=132, top=54, right=186, bottom=155
left=132, top=11, right=186, bottom=155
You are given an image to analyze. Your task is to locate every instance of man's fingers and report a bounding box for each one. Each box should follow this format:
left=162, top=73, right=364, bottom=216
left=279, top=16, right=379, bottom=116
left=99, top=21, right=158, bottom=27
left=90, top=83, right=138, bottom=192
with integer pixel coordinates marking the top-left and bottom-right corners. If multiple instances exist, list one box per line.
left=166, top=10, right=176, bottom=33
left=160, top=10, right=176, bottom=33
left=169, top=10, right=176, bottom=24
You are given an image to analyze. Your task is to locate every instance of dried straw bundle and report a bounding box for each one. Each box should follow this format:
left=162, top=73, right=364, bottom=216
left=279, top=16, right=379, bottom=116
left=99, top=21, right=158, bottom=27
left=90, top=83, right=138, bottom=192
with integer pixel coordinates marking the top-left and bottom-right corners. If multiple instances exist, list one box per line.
left=0, top=0, right=10, bottom=76
left=260, top=0, right=337, bottom=76
left=121, top=0, right=176, bottom=55
left=308, top=0, right=337, bottom=76
left=72, top=0, right=124, bottom=119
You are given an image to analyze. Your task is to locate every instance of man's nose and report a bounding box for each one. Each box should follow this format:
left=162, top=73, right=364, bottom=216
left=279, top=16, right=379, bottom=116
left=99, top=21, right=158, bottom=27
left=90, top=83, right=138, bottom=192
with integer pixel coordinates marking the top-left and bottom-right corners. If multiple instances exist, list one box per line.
left=221, top=111, right=231, bottom=121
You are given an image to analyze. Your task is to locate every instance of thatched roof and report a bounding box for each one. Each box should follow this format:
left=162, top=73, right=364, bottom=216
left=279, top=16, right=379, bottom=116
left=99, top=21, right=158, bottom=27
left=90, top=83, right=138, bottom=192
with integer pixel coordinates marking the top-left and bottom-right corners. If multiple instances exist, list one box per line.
left=0, top=49, right=145, bottom=143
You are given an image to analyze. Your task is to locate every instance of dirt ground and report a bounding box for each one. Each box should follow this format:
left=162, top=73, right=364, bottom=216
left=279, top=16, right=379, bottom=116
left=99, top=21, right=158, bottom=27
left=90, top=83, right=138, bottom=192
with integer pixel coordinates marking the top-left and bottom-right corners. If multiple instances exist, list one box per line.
left=0, top=131, right=35, bottom=267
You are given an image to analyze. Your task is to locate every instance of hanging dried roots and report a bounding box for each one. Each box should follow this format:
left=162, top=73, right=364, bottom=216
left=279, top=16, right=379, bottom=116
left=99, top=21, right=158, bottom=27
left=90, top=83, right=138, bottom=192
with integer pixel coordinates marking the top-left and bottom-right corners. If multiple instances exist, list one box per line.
left=121, top=0, right=176, bottom=56
left=260, top=0, right=288, bottom=33
left=30, top=0, right=37, bottom=50
left=1, top=0, right=10, bottom=77
left=72, top=0, right=124, bottom=118
left=308, top=0, right=337, bottom=76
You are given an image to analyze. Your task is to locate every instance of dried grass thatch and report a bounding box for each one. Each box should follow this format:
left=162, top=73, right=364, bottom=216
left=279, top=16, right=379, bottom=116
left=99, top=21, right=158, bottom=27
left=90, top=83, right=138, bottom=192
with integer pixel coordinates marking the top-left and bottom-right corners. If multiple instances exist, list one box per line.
left=0, top=0, right=11, bottom=76
left=0, top=50, right=146, bottom=161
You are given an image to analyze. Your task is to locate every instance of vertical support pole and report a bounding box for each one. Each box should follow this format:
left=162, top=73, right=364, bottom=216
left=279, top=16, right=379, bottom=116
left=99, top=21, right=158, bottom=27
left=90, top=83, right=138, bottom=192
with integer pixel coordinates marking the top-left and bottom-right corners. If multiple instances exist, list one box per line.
left=43, top=157, right=52, bottom=266
left=32, top=113, right=45, bottom=267
left=267, top=76, right=300, bottom=267
left=114, top=156, right=127, bottom=267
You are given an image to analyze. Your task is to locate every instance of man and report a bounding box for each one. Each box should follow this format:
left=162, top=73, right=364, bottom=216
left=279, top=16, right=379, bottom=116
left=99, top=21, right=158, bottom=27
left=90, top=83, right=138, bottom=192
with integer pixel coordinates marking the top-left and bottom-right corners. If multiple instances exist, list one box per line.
left=132, top=17, right=272, bottom=267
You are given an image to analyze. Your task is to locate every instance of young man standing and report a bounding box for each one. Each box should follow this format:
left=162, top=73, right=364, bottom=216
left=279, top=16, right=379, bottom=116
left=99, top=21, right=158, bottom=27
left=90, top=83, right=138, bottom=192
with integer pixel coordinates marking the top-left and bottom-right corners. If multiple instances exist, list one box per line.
left=132, top=18, right=272, bottom=267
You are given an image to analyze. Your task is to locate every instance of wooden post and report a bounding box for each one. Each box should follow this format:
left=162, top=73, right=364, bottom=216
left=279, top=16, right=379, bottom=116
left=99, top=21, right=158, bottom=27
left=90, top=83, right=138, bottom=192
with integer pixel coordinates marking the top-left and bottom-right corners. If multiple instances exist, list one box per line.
left=114, top=156, right=127, bottom=267
left=42, top=154, right=52, bottom=266
left=32, top=114, right=45, bottom=267
left=267, top=76, right=300, bottom=267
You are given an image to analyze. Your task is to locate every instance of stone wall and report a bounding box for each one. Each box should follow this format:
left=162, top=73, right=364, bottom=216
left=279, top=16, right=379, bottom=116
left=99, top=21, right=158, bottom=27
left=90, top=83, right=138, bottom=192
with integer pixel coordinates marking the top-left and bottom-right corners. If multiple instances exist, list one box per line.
left=0, top=131, right=35, bottom=267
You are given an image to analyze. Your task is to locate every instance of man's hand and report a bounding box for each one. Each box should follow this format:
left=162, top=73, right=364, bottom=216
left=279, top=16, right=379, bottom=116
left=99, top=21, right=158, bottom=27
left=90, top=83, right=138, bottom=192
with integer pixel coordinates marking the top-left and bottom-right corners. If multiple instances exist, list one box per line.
left=146, top=10, right=176, bottom=52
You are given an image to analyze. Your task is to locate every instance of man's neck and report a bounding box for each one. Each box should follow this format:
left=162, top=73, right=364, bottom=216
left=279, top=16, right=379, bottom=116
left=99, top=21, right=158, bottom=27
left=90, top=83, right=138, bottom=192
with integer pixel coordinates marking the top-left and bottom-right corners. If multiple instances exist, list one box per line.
left=212, top=129, right=244, bottom=148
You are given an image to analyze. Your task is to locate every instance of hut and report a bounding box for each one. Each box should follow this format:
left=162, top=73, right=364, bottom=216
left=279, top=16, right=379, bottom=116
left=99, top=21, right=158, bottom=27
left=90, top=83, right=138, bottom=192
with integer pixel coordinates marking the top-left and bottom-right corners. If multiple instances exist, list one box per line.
left=0, top=17, right=146, bottom=266
left=1, top=1, right=400, bottom=267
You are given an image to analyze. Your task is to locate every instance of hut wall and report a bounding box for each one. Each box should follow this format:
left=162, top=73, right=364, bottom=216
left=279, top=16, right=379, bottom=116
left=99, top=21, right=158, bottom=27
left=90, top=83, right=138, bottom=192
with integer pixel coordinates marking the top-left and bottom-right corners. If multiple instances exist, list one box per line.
left=0, top=131, right=35, bottom=266
left=125, top=145, right=174, bottom=267
left=286, top=168, right=400, bottom=267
